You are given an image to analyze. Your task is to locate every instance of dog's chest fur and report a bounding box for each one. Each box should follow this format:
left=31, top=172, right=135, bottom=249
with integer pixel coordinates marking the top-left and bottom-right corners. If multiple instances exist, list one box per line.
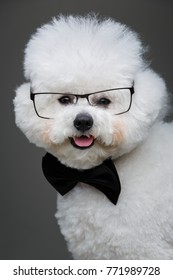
left=55, top=123, right=173, bottom=259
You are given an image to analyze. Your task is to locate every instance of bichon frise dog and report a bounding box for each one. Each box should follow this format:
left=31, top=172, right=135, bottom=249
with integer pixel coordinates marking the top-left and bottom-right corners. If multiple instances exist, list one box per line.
left=14, top=15, right=173, bottom=259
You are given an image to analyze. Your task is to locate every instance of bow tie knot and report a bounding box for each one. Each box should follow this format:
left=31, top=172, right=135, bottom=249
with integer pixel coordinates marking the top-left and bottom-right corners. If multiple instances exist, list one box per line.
left=42, top=153, right=121, bottom=205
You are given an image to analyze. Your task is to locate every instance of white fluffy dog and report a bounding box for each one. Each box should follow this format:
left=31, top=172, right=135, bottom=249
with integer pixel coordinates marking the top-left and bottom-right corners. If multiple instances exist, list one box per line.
left=14, top=15, right=173, bottom=259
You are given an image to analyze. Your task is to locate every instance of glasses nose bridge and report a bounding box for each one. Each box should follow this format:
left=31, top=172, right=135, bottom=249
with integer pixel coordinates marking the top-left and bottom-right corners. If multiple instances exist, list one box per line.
left=75, top=94, right=91, bottom=106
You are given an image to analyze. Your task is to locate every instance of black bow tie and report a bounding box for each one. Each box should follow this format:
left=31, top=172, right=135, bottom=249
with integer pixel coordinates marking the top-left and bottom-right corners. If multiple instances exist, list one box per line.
left=42, top=153, right=121, bottom=205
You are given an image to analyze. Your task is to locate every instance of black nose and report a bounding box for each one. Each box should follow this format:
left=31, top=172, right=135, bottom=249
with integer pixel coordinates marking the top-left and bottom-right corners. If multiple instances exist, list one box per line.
left=74, top=113, right=93, bottom=132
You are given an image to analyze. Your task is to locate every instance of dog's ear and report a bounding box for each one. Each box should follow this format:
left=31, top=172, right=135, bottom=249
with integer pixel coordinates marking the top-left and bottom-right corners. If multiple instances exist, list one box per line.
left=14, top=83, right=31, bottom=120
left=133, top=68, right=168, bottom=122
left=13, top=82, right=38, bottom=138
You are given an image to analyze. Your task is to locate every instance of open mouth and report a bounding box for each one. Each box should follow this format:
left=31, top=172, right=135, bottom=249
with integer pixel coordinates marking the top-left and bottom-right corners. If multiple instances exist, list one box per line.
left=70, top=135, right=95, bottom=149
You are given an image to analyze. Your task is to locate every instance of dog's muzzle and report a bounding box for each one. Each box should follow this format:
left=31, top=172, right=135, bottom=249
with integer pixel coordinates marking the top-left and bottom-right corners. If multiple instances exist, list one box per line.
left=71, top=113, right=95, bottom=149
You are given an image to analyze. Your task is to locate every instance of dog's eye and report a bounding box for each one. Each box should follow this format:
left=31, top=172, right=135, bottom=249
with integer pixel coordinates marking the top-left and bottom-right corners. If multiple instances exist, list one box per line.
left=97, top=98, right=111, bottom=106
left=58, top=96, right=73, bottom=105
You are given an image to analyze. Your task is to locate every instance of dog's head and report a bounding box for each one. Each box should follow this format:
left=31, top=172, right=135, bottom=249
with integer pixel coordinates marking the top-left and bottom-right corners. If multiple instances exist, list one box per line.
left=14, top=15, right=168, bottom=169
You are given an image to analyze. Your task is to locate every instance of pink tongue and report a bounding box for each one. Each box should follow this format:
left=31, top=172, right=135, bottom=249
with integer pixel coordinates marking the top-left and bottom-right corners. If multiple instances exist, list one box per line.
left=74, top=135, right=94, bottom=147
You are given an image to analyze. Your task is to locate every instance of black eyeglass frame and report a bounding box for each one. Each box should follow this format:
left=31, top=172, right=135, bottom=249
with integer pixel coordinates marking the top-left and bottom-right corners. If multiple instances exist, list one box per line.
left=30, top=85, right=135, bottom=119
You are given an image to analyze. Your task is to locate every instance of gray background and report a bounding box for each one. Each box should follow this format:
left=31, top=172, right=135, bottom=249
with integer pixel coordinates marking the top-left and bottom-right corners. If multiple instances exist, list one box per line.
left=0, top=0, right=173, bottom=259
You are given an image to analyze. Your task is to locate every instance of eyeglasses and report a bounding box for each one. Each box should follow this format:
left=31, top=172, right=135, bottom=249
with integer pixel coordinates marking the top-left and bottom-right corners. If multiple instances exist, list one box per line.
left=30, top=85, right=134, bottom=119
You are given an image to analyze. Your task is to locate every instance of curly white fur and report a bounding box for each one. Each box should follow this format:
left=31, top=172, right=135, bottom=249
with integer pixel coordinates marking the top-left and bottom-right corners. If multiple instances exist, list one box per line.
left=14, top=15, right=173, bottom=259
